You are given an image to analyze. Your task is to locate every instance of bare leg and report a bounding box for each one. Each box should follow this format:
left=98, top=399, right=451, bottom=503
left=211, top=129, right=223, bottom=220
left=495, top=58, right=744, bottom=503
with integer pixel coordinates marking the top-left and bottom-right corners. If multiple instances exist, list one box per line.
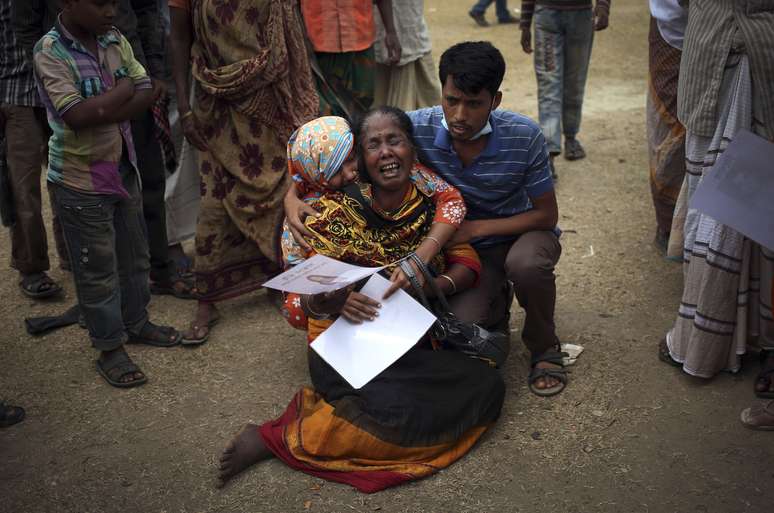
left=217, top=423, right=273, bottom=487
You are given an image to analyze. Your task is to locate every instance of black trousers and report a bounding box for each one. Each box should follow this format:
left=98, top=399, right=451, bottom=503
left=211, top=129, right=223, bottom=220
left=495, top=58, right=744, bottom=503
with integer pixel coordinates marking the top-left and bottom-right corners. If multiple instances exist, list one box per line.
left=131, top=110, right=172, bottom=283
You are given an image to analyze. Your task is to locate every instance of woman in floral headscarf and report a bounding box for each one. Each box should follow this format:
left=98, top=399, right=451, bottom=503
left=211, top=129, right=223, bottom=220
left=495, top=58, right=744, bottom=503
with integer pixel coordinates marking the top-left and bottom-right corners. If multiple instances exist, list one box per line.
left=216, top=107, right=502, bottom=493
left=169, top=0, right=318, bottom=343
left=280, top=115, right=473, bottom=329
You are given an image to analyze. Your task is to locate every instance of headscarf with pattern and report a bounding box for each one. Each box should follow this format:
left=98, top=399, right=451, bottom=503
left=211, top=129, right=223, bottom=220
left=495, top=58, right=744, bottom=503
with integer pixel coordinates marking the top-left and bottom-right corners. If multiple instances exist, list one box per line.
left=287, top=116, right=354, bottom=197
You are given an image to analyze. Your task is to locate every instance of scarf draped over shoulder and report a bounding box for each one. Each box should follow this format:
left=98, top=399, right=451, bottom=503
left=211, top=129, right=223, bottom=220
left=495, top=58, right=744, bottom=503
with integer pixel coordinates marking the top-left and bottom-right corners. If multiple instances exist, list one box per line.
left=190, top=0, right=318, bottom=140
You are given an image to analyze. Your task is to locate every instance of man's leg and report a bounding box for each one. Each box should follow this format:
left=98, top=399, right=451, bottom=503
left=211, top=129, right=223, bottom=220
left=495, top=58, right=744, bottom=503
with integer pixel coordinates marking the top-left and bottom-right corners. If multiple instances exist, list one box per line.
left=495, top=0, right=515, bottom=22
left=469, top=0, right=494, bottom=26
left=561, top=9, right=594, bottom=159
left=447, top=244, right=510, bottom=328
left=131, top=111, right=173, bottom=288
left=533, top=8, right=565, bottom=157
left=470, top=0, right=495, bottom=16
left=504, top=230, right=562, bottom=356
left=2, top=104, right=59, bottom=296
left=50, top=183, right=145, bottom=386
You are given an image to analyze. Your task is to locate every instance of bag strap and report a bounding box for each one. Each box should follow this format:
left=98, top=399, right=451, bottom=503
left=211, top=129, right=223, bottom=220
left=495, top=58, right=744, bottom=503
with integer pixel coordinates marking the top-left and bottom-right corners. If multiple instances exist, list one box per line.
left=399, top=258, right=448, bottom=340
left=399, top=259, right=432, bottom=310
left=408, top=253, right=453, bottom=313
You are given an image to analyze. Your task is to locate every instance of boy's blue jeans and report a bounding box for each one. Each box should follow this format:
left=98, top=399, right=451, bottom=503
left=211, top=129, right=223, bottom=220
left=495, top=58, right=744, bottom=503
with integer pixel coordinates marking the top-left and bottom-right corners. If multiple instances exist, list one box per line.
left=50, top=160, right=150, bottom=351
left=470, top=0, right=511, bottom=21
left=533, top=6, right=594, bottom=154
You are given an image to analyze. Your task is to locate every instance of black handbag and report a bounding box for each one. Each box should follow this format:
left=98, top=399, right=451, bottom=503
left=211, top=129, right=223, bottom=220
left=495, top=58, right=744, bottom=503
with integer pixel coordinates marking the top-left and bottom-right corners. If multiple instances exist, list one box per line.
left=399, top=253, right=510, bottom=368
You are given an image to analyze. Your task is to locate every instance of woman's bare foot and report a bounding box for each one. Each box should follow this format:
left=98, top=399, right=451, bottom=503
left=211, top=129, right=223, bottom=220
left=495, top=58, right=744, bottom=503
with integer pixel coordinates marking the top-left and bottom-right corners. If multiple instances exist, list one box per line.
left=182, top=302, right=219, bottom=345
left=216, top=423, right=273, bottom=487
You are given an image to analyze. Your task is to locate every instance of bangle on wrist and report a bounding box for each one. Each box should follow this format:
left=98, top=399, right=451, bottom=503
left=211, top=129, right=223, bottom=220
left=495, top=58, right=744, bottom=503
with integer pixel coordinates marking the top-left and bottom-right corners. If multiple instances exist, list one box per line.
left=424, top=235, right=441, bottom=252
left=180, top=110, right=194, bottom=122
left=439, top=274, right=457, bottom=295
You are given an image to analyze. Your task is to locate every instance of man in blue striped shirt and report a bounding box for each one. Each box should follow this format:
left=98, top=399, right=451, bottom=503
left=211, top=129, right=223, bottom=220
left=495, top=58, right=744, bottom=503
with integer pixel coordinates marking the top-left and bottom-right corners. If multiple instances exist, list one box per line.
left=408, top=42, right=567, bottom=396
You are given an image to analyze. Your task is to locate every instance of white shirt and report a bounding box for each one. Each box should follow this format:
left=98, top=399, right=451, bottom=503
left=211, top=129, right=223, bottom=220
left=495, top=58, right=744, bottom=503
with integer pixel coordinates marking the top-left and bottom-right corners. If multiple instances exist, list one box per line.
left=649, top=0, right=688, bottom=49
left=374, top=0, right=432, bottom=66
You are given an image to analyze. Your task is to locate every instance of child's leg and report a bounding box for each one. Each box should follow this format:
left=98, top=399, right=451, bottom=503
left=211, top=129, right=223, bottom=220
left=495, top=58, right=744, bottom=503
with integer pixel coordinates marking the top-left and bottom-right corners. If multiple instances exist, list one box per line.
left=113, top=162, right=151, bottom=335
left=49, top=184, right=125, bottom=349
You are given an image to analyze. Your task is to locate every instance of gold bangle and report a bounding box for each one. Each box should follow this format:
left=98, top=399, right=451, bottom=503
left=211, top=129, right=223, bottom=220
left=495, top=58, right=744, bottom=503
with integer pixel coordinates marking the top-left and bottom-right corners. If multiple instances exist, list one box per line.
left=425, top=235, right=441, bottom=252
left=439, top=274, right=457, bottom=295
left=180, top=110, right=194, bottom=122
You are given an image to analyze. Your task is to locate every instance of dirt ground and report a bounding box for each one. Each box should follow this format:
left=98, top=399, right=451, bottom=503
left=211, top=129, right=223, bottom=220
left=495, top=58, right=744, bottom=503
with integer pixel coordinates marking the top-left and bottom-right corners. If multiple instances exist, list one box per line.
left=2, top=1, right=773, bottom=511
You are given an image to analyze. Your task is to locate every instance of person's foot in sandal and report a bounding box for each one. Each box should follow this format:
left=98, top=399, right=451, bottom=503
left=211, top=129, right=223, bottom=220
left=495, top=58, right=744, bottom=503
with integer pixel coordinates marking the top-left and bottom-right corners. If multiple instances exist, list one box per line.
left=182, top=302, right=220, bottom=346
left=128, top=320, right=182, bottom=347
left=96, top=347, right=147, bottom=388
left=658, top=337, right=682, bottom=367
left=150, top=275, right=196, bottom=300
left=740, top=400, right=774, bottom=431
left=564, top=137, right=586, bottom=161
left=0, top=401, right=25, bottom=428
left=217, top=423, right=273, bottom=488
left=754, top=350, right=774, bottom=398
left=19, top=272, right=62, bottom=299
left=528, top=347, right=568, bottom=397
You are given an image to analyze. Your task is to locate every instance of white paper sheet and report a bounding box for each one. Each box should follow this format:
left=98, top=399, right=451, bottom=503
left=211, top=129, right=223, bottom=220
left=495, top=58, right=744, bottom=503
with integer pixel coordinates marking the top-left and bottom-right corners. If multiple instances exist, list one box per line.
left=262, top=254, right=386, bottom=294
left=690, top=129, right=774, bottom=250
left=310, top=273, right=437, bottom=389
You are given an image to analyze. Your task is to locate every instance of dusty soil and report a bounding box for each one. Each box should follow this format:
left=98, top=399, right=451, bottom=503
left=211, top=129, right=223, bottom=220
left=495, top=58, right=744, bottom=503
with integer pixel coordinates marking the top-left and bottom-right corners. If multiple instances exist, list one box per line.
left=2, top=1, right=773, bottom=511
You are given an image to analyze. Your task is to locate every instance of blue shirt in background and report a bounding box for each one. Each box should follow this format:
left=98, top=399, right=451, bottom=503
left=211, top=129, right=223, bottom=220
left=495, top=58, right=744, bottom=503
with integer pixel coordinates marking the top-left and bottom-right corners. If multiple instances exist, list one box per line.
left=408, top=106, right=555, bottom=248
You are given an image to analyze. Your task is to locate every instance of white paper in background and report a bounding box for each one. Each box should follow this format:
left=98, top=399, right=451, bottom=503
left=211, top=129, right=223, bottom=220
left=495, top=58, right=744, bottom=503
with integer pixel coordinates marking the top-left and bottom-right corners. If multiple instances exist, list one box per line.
left=310, top=273, right=437, bottom=389
left=262, top=254, right=386, bottom=295
left=689, top=129, right=774, bottom=250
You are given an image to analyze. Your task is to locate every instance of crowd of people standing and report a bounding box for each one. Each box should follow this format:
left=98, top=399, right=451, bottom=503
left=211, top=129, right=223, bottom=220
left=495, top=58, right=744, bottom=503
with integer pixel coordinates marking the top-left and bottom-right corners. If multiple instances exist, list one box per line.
left=1, top=0, right=773, bottom=493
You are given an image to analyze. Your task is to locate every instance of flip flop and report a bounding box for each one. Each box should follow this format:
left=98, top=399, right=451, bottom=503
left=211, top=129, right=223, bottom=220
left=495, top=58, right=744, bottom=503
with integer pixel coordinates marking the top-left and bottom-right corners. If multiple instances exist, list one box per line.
left=181, top=314, right=220, bottom=346
left=0, top=401, right=25, bottom=427
left=19, top=273, right=62, bottom=299
left=150, top=276, right=196, bottom=300
left=740, top=401, right=774, bottom=431
left=127, top=321, right=182, bottom=347
left=658, top=338, right=682, bottom=367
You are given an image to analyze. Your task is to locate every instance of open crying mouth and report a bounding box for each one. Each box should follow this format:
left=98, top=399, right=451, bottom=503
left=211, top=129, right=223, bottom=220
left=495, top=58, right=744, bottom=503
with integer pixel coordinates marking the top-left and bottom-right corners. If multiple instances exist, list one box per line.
left=380, top=162, right=400, bottom=176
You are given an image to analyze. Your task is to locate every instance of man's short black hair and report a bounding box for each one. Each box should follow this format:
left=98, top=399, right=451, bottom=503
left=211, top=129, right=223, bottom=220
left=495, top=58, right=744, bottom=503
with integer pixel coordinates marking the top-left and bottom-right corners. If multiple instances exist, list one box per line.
left=438, top=41, right=506, bottom=97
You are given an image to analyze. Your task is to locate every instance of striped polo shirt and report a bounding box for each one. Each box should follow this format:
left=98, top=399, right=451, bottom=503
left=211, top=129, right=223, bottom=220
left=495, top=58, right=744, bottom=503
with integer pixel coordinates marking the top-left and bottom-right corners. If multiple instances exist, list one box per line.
left=33, top=20, right=151, bottom=197
left=408, top=106, right=555, bottom=248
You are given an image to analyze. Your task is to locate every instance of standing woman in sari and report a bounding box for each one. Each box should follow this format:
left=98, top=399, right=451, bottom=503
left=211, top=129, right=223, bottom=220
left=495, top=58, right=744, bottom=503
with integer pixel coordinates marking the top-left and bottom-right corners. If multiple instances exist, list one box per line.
left=169, top=0, right=319, bottom=343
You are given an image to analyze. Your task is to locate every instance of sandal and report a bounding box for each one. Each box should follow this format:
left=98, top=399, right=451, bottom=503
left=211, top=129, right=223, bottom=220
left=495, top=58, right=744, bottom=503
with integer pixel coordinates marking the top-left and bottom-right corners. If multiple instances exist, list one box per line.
left=19, top=273, right=62, bottom=299
left=564, top=138, right=586, bottom=161
left=754, top=350, right=774, bottom=399
left=150, top=275, right=196, bottom=300
left=0, top=401, right=25, bottom=427
left=528, top=348, right=569, bottom=397
left=173, top=255, right=194, bottom=279
left=181, top=313, right=220, bottom=346
left=95, top=349, right=147, bottom=388
left=740, top=400, right=774, bottom=431
left=127, top=321, right=182, bottom=347
left=658, top=338, right=682, bottom=367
